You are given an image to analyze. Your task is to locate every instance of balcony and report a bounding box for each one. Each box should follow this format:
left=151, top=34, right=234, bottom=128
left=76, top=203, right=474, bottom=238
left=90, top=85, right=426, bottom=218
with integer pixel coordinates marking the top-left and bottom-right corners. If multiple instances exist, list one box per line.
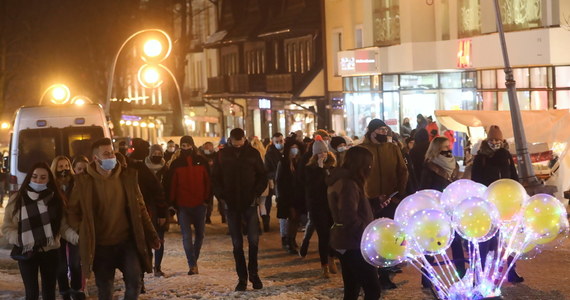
left=266, top=73, right=297, bottom=93
left=206, top=76, right=226, bottom=94
left=228, top=74, right=266, bottom=93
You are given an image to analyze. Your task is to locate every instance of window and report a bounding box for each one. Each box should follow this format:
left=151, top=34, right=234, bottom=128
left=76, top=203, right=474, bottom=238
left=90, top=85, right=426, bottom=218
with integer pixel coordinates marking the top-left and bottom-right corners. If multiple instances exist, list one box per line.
left=332, top=30, right=343, bottom=75
left=555, top=66, right=570, bottom=87
left=439, top=72, right=462, bottom=89
left=63, top=126, right=105, bottom=158
left=355, top=26, right=363, bottom=48
left=373, top=0, right=400, bottom=46
left=244, top=43, right=265, bottom=75
left=382, top=74, right=399, bottom=91
left=284, top=35, right=313, bottom=74
left=221, top=46, right=239, bottom=75
left=458, top=0, right=481, bottom=38
left=400, top=73, right=438, bottom=90
left=498, top=0, right=542, bottom=32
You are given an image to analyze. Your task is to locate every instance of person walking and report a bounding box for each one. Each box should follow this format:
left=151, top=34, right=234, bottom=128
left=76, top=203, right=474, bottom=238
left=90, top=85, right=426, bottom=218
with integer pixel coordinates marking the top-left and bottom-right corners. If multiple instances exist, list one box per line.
left=72, top=156, right=89, bottom=175
left=400, top=117, right=412, bottom=138
left=275, top=137, right=305, bottom=254
left=419, top=137, right=465, bottom=287
left=168, top=136, right=210, bottom=275
left=50, top=156, right=84, bottom=300
left=358, top=119, right=408, bottom=289
left=66, top=138, right=160, bottom=300
left=163, top=140, right=176, bottom=163
left=304, top=135, right=338, bottom=278
left=471, top=125, right=523, bottom=283
left=330, top=136, right=348, bottom=167
left=409, top=128, right=430, bottom=184
left=250, top=137, right=270, bottom=230
left=201, top=141, right=225, bottom=224
left=327, top=147, right=381, bottom=300
left=212, top=128, right=267, bottom=291
left=2, top=162, right=78, bottom=300
left=263, top=132, right=285, bottom=232
left=425, top=116, right=439, bottom=141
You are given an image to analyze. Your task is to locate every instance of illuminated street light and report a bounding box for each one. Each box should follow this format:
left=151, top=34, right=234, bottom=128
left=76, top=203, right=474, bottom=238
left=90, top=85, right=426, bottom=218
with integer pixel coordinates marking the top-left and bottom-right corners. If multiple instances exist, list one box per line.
left=143, top=39, right=163, bottom=58
left=70, top=95, right=93, bottom=106
left=40, top=84, right=71, bottom=105
left=52, top=86, right=68, bottom=101
left=1, top=122, right=10, bottom=130
left=137, top=65, right=163, bottom=88
left=133, top=121, right=140, bottom=127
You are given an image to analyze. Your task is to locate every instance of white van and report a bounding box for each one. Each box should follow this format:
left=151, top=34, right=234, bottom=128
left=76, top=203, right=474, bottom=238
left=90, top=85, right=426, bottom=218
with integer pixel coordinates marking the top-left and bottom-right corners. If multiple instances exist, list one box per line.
left=8, top=103, right=111, bottom=192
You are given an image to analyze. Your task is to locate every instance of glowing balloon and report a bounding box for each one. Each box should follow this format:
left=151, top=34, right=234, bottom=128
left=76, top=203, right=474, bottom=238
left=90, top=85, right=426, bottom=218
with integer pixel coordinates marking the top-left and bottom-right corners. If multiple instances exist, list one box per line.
left=441, top=179, right=487, bottom=214
left=395, top=193, right=442, bottom=227
left=406, top=209, right=454, bottom=255
left=485, top=179, right=527, bottom=222
left=415, top=189, right=443, bottom=202
left=361, top=218, right=408, bottom=268
left=523, top=194, right=569, bottom=247
left=452, top=197, right=500, bottom=242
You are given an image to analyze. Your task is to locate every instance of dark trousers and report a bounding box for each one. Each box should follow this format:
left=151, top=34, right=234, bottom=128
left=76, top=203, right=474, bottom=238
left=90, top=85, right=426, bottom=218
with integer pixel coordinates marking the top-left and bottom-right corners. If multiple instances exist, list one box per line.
left=480, top=235, right=518, bottom=276
left=338, top=249, right=381, bottom=300
left=422, top=233, right=466, bottom=284
left=18, top=249, right=59, bottom=300
left=154, top=224, right=166, bottom=269
left=227, top=206, right=260, bottom=281
left=265, top=188, right=274, bottom=219
left=309, top=208, right=334, bottom=266
left=177, top=205, right=207, bottom=268
left=206, top=194, right=226, bottom=221
left=93, top=241, right=142, bottom=300
left=57, top=239, right=83, bottom=294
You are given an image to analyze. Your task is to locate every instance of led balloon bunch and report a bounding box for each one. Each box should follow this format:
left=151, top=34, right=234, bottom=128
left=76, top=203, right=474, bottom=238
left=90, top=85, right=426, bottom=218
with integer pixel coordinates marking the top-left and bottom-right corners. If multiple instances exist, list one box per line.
left=361, top=179, right=569, bottom=300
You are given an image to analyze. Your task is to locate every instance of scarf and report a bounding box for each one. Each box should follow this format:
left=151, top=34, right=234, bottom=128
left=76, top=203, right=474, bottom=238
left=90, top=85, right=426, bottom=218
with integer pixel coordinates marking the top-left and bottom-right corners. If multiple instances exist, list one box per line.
left=18, top=188, right=57, bottom=253
left=430, top=154, right=457, bottom=178
left=145, top=156, right=165, bottom=174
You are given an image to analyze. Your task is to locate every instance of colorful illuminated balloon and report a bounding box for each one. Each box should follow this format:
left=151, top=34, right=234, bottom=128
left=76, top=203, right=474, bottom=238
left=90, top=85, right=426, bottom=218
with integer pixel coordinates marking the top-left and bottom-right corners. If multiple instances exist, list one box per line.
left=485, top=179, right=527, bottom=222
left=415, top=189, right=443, bottom=202
left=452, top=197, right=499, bottom=242
left=441, top=179, right=486, bottom=214
left=395, top=193, right=442, bottom=227
left=406, top=209, right=454, bottom=255
left=361, top=218, right=408, bottom=268
left=523, top=194, right=569, bottom=246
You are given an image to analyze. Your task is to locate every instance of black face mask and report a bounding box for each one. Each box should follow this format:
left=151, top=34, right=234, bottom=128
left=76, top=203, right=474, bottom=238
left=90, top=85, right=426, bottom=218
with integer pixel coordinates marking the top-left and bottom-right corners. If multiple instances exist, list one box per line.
left=56, top=170, right=70, bottom=178
left=440, top=150, right=453, bottom=157
left=180, top=148, right=193, bottom=156
left=375, top=134, right=388, bottom=143
left=150, top=156, right=163, bottom=164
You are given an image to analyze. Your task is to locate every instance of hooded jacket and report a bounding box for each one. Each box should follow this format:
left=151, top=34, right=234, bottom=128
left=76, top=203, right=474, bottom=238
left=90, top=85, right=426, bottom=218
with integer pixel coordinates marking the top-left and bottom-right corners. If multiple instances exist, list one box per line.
left=167, top=152, right=211, bottom=208
left=264, top=144, right=283, bottom=181
left=409, top=129, right=430, bottom=183
left=326, top=168, right=374, bottom=250
left=304, top=152, right=336, bottom=212
left=471, top=140, right=518, bottom=186
left=212, top=141, right=267, bottom=212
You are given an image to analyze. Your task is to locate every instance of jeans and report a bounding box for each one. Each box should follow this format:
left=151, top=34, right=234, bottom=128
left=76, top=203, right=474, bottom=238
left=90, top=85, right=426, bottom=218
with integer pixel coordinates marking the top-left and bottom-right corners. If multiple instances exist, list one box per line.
left=57, top=239, right=83, bottom=294
left=338, top=249, right=381, bottom=300
left=154, top=223, right=166, bottom=270
left=227, top=206, right=260, bottom=281
left=279, top=218, right=289, bottom=237
left=93, top=241, right=142, bottom=300
left=310, top=208, right=334, bottom=266
left=177, top=205, right=207, bottom=268
left=18, top=249, right=59, bottom=300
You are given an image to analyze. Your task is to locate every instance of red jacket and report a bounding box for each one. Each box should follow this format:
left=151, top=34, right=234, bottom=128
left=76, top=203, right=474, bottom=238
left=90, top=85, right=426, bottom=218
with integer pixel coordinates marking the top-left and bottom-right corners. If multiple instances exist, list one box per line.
left=426, top=122, right=439, bottom=142
left=169, top=155, right=211, bottom=208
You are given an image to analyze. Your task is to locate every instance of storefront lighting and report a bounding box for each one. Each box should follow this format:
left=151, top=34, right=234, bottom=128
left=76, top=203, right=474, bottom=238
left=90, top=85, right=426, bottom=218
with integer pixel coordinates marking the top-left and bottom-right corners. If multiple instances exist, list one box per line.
left=133, top=121, right=140, bottom=127
left=148, top=123, right=156, bottom=128
left=140, top=122, right=147, bottom=128
left=1, top=122, right=10, bottom=129
left=189, top=111, right=196, bottom=117
left=184, top=119, right=192, bottom=126
left=126, top=120, right=132, bottom=126
left=119, top=120, right=125, bottom=125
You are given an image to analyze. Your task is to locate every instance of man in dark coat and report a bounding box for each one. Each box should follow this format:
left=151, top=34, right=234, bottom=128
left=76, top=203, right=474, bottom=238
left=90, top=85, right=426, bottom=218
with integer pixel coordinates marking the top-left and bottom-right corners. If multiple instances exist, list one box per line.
left=212, top=128, right=267, bottom=291
left=262, top=132, right=284, bottom=232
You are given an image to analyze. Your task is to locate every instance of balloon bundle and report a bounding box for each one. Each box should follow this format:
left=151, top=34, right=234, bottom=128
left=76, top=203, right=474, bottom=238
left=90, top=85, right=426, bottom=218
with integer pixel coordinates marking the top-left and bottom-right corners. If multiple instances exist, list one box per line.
left=361, top=179, right=569, bottom=300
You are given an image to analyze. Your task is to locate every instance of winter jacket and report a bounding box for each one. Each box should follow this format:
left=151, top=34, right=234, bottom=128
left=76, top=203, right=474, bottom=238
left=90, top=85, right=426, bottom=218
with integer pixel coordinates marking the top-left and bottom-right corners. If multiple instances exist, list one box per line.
left=400, top=123, right=412, bottom=138
left=358, top=137, right=408, bottom=199
left=67, top=164, right=159, bottom=278
left=212, top=141, right=267, bottom=212
left=264, top=145, right=283, bottom=181
left=426, top=122, right=439, bottom=141
left=410, top=129, right=430, bottom=183
left=403, top=151, right=418, bottom=195
left=471, top=141, right=518, bottom=186
left=326, top=168, right=374, bottom=250
left=275, top=158, right=304, bottom=218
left=128, top=159, right=168, bottom=219
left=304, top=152, right=336, bottom=212
left=419, top=160, right=460, bottom=192
left=168, top=154, right=211, bottom=208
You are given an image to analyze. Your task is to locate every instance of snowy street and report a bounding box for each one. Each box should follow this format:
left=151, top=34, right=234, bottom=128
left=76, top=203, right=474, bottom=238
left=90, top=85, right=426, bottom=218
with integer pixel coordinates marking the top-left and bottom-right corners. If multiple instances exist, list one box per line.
left=1, top=207, right=570, bottom=300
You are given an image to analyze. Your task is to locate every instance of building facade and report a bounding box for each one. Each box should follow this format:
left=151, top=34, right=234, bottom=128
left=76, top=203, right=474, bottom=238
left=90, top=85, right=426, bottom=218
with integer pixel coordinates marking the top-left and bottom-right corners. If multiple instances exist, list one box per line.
left=325, top=0, right=570, bottom=139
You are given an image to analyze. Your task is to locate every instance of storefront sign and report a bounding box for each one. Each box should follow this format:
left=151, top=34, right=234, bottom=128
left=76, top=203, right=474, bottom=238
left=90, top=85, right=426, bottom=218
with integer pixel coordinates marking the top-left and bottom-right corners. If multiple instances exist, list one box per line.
left=457, top=39, right=472, bottom=68
left=337, top=48, right=381, bottom=76
left=259, top=98, right=271, bottom=110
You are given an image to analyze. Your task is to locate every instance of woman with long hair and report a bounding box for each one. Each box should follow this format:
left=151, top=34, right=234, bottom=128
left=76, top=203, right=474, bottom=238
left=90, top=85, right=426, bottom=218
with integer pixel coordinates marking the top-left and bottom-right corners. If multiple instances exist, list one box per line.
left=275, top=137, right=305, bottom=253
left=2, top=162, right=78, bottom=300
left=71, top=156, right=89, bottom=175
left=50, top=156, right=84, bottom=300
left=327, top=147, right=381, bottom=300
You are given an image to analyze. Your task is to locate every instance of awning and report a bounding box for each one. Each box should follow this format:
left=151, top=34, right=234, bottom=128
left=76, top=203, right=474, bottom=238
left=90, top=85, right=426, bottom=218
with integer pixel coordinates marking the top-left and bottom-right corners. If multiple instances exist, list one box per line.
left=434, top=110, right=570, bottom=144
left=204, top=30, right=228, bottom=47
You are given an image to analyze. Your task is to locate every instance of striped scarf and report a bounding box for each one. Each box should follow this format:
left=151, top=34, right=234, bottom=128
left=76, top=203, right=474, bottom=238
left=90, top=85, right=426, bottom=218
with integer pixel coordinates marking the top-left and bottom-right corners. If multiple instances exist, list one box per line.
left=18, top=189, right=56, bottom=253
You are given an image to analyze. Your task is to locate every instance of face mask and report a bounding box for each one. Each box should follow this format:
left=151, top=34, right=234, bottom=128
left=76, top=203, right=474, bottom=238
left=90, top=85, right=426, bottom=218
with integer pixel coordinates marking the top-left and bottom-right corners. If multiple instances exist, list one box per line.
left=337, top=146, right=347, bottom=153
left=488, top=142, right=502, bottom=151
left=29, top=181, right=48, bottom=192
left=375, top=134, right=388, bottom=143
left=150, top=156, right=163, bottom=164
left=440, top=150, right=453, bottom=158
left=274, top=143, right=283, bottom=150
left=181, top=148, right=193, bottom=156
left=204, top=150, right=212, bottom=155
left=56, top=170, right=70, bottom=178
left=290, top=148, right=299, bottom=156
left=99, top=158, right=117, bottom=171
left=167, top=147, right=175, bottom=153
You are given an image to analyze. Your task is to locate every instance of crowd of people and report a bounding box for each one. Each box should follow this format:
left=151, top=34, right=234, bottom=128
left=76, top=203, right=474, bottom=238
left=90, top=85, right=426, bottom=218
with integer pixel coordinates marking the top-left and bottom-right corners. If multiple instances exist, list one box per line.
left=1, top=114, right=525, bottom=300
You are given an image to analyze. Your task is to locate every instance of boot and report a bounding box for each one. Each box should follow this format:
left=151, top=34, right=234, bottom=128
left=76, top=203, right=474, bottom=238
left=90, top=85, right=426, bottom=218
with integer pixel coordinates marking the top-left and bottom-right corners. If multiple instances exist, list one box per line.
left=235, top=279, right=247, bottom=291
left=507, top=269, right=524, bottom=283
left=60, top=290, right=72, bottom=300
left=299, top=238, right=309, bottom=258
left=281, top=237, right=289, bottom=250
left=288, top=238, right=299, bottom=255
left=140, top=279, right=146, bottom=294
left=70, top=290, right=86, bottom=300
left=328, top=257, right=338, bottom=274
left=321, top=265, right=330, bottom=279
left=221, top=214, right=227, bottom=223
left=379, top=268, right=397, bottom=290
left=154, top=266, right=165, bottom=277
left=262, top=215, right=270, bottom=232
left=249, top=274, right=263, bottom=289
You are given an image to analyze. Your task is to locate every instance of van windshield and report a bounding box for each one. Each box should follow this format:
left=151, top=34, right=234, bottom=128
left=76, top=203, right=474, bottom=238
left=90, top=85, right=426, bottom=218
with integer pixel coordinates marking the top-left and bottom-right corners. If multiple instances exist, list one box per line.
left=18, top=126, right=104, bottom=173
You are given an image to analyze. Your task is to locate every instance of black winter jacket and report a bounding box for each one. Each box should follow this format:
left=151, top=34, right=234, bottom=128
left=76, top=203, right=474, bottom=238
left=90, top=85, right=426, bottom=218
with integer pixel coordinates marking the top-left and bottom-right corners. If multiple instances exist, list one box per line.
left=471, top=141, right=518, bottom=186
left=264, top=145, right=283, bottom=181
left=275, top=158, right=304, bottom=218
left=127, top=159, right=168, bottom=219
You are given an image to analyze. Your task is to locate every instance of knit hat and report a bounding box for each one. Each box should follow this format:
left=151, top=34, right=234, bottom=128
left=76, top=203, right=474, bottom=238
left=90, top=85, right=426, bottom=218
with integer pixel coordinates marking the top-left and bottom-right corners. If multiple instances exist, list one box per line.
left=367, top=119, right=387, bottom=132
left=330, top=136, right=346, bottom=150
left=314, top=129, right=330, bottom=139
left=149, top=144, right=163, bottom=156
left=180, top=135, right=195, bottom=146
left=342, top=135, right=354, bottom=146
left=312, top=135, right=329, bottom=155
left=487, top=125, right=503, bottom=140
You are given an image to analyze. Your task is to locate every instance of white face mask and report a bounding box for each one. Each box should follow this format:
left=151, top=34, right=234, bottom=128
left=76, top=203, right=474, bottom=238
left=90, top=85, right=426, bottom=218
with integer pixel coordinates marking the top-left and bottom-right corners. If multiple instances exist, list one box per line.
left=167, top=146, right=175, bottom=152
left=337, top=146, right=347, bottom=153
left=290, top=148, right=299, bottom=156
left=488, top=141, right=502, bottom=151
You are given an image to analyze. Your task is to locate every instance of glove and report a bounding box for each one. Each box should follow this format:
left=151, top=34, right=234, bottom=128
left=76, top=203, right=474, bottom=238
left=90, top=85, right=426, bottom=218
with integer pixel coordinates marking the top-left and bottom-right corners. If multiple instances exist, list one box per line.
left=65, top=228, right=79, bottom=245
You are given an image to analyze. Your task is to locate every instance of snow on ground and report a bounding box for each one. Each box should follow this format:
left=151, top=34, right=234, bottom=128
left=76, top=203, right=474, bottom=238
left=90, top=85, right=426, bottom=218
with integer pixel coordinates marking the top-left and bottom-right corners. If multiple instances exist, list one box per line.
left=1, top=207, right=570, bottom=299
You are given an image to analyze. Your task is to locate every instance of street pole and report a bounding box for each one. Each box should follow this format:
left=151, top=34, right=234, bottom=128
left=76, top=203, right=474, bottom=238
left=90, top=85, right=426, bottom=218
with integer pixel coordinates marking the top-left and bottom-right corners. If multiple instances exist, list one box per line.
left=492, top=0, right=542, bottom=190
left=159, top=64, right=187, bottom=135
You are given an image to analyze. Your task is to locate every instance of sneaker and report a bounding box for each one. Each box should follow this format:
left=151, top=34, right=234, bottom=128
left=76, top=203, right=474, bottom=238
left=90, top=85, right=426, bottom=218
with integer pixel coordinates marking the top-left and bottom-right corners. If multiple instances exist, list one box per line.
left=281, top=237, right=289, bottom=250
left=328, top=257, right=338, bottom=274
left=235, top=280, right=247, bottom=291
left=250, top=275, right=263, bottom=289
left=188, top=265, right=199, bottom=275
left=507, top=270, right=525, bottom=283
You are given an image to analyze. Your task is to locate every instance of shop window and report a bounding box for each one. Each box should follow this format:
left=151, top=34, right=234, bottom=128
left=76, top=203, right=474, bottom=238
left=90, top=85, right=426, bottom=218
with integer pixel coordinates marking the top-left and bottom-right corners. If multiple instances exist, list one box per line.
left=498, top=0, right=542, bottom=32
left=462, top=71, right=477, bottom=88
left=497, top=68, right=529, bottom=89
left=555, top=66, right=570, bottom=88
left=498, top=91, right=530, bottom=111
left=345, top=93, right=382, bottom=137
left=382, top=92, right=400, bottom=133
left=458, top=0, right=481, bottom=38
left=383, top=74, right=399, bottom=91
left=372, top=0, right=400, bottom=46
left=400, top=73, right=438, bottom=90
left=440, top=72, right=462, bottom=89
left=555, top=91, right=570, bottom=109
left=481, top=92, right=497, bottom=110
left=530, top=67, right=549, bottom=88
left=530, top=91, right=548, bottom=110
left=481, top=70, right=496, bottom=89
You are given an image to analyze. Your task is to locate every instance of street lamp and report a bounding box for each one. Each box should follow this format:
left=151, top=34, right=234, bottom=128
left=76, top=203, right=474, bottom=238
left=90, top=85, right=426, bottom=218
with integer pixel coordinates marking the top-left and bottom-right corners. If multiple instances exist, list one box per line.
left=70, top=95, right=93, bottom=106
left=40, top=84, right=71, bottom=105
left=143, top=39, right=164, bottom=59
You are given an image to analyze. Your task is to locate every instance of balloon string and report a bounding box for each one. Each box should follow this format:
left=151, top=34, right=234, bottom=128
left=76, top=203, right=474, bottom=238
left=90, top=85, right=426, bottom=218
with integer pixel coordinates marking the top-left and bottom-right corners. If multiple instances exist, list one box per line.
left=435, top=253, right=455, bottom=289
left=410, top=256, right=450, bottom=298
left=474, top=242, right=483, bottom=285
left=441, top=251, right=462, bottom=283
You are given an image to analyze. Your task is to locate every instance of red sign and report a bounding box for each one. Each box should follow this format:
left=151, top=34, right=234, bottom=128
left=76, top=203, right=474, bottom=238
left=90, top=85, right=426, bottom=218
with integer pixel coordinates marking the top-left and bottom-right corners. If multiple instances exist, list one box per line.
left=457, top=40, right=472, bottom=68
